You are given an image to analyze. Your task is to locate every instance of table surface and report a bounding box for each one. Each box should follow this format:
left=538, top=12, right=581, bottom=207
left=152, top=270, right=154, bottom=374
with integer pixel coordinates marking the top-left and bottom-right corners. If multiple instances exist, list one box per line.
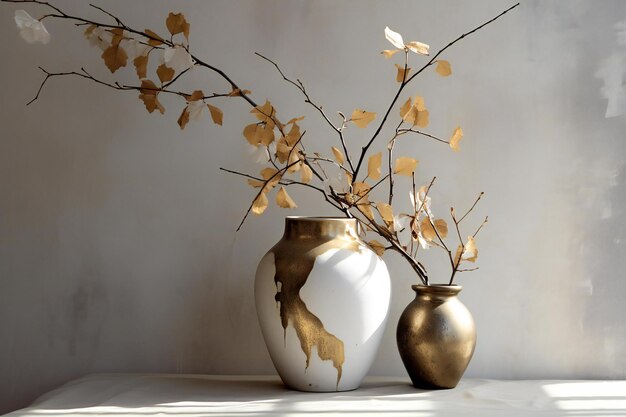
left=5, top=374, right=626, bottom=417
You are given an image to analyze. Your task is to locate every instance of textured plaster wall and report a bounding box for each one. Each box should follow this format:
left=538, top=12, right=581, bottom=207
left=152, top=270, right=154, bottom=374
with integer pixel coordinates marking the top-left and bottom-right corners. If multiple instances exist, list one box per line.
left=1, top=0, right=626, bottom=413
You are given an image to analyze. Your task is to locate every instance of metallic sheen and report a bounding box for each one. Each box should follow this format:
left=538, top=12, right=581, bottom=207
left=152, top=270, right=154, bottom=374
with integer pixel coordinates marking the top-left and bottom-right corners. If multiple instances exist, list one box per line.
left=272, top=217, right=361, bottom=386
left=397, top=284, right=476, bottom=389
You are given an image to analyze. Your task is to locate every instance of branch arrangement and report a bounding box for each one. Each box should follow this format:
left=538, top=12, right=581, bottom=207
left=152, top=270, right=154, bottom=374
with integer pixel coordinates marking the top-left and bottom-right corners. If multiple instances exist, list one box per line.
left=4, top=0, right=520, bottom=285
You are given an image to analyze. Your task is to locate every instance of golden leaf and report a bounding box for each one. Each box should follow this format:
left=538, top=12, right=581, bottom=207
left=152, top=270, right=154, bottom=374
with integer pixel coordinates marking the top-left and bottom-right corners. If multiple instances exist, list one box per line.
left=260, top=167, right=279, bottom=180
left=400, top=97, right=412, bottom=120
left=395, top=64, right=411, bottom=83
left=187, top=90, right=203, bottom=101
left=454, top=244, right=464, bottom=267
left=252, top=100, right=276, bottom=126
left=352, top=182, right=371, bottom=197
left=275, top=139, right=291, bottom=164
left=101, top=43, right=128, bottom=73
left=287, top=151, right=302, bottom=173
left=165, top=12, right=190, bottom=39
left=331, top=146, right=345, bottom=165
left=84, top=24, right=97, bottom=39
left=247, top=179, right=265, bottom=188
left=359, top=202, right=375, bottom=220
left=421, top=218, right=448, bottom=241
left=156, top=64, right=175, bottom=83
left=243, top=124, right=274, bottom=146
left=145, top=29, right=164, bottom=46
left=243, top=124, right=258, bottom=145
left=436, top=60, right=452, bottom=77
left=177, top=107, right=190, bottom=130
left=133, top=55, right=148, bottom=79
left=138, top=80, right=164, bottom=114
left=252, top=191, right=269, bottom=215
left=368, top=152, right=382, bottom=180
left=462, top=236, right=478, bottom=262
left=285, top=123, right=301, bottom=146
left=377, top=202, right=394, bottom=224
left=434, top=219, right=448, bottom=238
left=405, top=41, right=430, bottom=55
left=286, top=116, right=305, bottom=125
left=394, top=157, right=418, bottom=176
left=413, top=96, right=426, bottom=111
left=416, top=109, right=429, bottom=128
left=367, top=240, right=386, bottom=256
left=449, top=126, right=463, bottom=152
left=300, top=163, right=313, bottom=183
left=381, top=49, right=401, bottom=59
left=207, top=104, right=223, bottom=126
left=351, top=109, right=377, bottom=128
left=228, top=88, right=252, bottom=97
left=276, top=186, right=297, bottom=208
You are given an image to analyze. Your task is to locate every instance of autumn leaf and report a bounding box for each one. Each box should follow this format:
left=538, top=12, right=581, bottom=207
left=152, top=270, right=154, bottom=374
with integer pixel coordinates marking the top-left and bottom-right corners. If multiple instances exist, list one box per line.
left=395, top=64, right=411, bottom=83
left=138, top=79, right=164, bottom=114
left=252, top=191, right=269, bottom=215
left=228, top=88, right=252, bottom=97
left=247, top=179, right=265, bottom=188
left=368, top=152, right=382, bottom=180
left=381, top=49, right=400, bottom=59
left=156, top=64, right=175, bottom=83
left=352, top=181, right=371, bottom=197
left=101, top=42, right=127, bottom=73
left=144, top=29, right=164, bottom=46
left=276, top=187, right=297, bottom=208
left=133, top=55, right=148, bottom=79
left=207, top=104, right=223, bottom=126
left=331, top=146, right=345, bottom=165
left=449, top=126, right=463, bottom=152
left=287, top=151, right=302, bottom=173
left=416, top=109, right=429, bottom=128
left=166, top=12, right=190, bottom=40
left=384, top=26, right=429, bottom=55
left=368, top=240, right=386, bottom=256
left=260, top=167, right=279, bottom=180
left=243, top=124, right=274, bottom=146
left=177, top=107, right=190, bottom=130
left=400, top=96, right=427, bottom=126
left=300, top=163, right=313, bottom=183
left=420, top=218, right=448, bottom=241
left=436, top=60, right=452, bottom=77
left=252, top=100, right=276, bottom=127
left=275, top=139, right=291, bottom=163
left=405, top=41, right=429, bottom=55
left=359, top=202, right=375, bottom=220
left=462, top=236, right=478, bottom=262
left=351, top=109, right=376, bottom=128
left=377, top=202, right=394, bottom=224
left=285, top=123, right=301, bottom=146
left=394, top=157, right=418, bottom=176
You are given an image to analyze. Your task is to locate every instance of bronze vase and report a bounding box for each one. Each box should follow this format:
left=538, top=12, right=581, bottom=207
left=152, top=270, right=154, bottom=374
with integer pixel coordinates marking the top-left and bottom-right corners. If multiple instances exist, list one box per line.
left=396, top=284, right=476, bottom=389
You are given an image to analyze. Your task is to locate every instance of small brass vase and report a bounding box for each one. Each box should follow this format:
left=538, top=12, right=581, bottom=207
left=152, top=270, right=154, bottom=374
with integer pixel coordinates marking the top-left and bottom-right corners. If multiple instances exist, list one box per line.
left=397, top=284, right=476, bottom=389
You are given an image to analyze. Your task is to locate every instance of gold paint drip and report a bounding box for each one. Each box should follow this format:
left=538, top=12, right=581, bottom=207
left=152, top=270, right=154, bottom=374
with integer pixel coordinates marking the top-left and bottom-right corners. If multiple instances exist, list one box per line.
left=272, top=217, right=361, bottom=387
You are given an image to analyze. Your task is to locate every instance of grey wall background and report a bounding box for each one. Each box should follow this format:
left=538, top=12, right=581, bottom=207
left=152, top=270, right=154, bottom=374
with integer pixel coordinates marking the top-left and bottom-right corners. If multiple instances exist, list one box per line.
left=1, top=0, right=626, bottom=413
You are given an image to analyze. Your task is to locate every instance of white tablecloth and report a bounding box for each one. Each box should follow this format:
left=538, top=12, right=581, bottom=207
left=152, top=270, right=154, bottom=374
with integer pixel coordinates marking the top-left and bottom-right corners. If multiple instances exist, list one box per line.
left=5, top=374, right=626, bottom=416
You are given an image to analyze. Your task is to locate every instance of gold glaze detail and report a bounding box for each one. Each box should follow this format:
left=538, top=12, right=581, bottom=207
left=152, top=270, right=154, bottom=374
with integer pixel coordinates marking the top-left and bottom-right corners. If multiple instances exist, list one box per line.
left=272, top=217, right=361, bottom=387
left=397, top=284, right=476, bottom=389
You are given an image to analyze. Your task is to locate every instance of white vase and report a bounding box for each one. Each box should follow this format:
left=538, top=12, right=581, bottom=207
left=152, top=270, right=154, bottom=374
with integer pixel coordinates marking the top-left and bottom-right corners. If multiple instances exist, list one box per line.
left=255, top=217, right=391, bottom=392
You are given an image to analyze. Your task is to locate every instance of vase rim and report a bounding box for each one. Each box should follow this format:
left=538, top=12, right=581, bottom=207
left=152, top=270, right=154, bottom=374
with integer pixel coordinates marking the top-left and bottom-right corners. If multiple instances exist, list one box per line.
left=283, top=216, right=359, bottom=239
left=285, top=216, right=356, bottom=222
left=411, top=284, right=462, bottom=295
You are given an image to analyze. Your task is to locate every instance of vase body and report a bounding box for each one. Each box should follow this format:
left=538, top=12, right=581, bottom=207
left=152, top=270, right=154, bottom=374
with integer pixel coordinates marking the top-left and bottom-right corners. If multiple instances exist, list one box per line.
left=397, top=285, right=476, bottom=389
left=255, top=217, right=391, bottom=392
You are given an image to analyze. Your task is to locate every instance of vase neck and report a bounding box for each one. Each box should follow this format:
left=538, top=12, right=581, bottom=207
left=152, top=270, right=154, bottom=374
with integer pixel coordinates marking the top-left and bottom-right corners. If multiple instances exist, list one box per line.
left=412, top=284, right=462, bottom=301
left=283, top=217, right=359, bottom=240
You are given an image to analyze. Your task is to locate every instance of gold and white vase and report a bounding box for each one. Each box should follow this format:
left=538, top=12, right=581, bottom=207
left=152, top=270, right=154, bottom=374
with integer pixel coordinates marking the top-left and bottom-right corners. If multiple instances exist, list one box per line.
left=255, top=217, right=391, bottom=392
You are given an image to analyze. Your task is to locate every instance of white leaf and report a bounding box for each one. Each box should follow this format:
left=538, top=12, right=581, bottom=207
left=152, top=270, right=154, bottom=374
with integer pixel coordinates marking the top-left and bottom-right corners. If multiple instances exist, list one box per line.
left=14, top=10, right=50, bottom=44
left=187, top=99, right=205, bottom=121
left=163, top=45, right=194, bottom=73
left=86, top=26, right=111, bottom=50
left=120, top=39, right=149, bottom=60
left=405, top=40, right=430, bottom=55
left=247, top=144, right=270, bottom=164
left=384, top=26, right=405, bottom=50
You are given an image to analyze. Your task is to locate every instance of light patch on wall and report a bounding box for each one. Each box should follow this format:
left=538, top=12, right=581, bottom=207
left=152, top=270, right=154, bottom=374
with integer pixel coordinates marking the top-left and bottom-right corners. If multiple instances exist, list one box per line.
left=595, top=17, right=626, bottom=118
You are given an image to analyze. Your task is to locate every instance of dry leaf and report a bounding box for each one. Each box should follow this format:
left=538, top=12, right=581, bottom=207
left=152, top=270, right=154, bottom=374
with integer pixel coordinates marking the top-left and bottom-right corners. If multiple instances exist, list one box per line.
left=368, top=240, right=386, bottom=256
left=462, top=236, right=478, bottom=262
left=300, top=163, right=313, bottom=183
left=454, top=244, right=464, bottom=267
left=260, top=167, right=279, bottom=180
left=368, top=152, right=382, bottom=180
left=252, top=191, right=269, bottom=215
left=359, top=202, right=375, bottom=220
left=394, top=157, right=418, bottom=176
left=138, top=80, right=164, bottom=114
left=381, top=49, right=400, bottom=59
left=436, top=60, right=452, bottom=76
left=377, top=202, right=394, bottom=224
left=156, top=64, right=175, bottom=83
left=352, top=181, right=371, bottom=196
left=133, top=55, right=148, bottom=79
left=276, top=187, right=297, bottom=208
left=400, top=98, right=412, bottom=120
left=331, top=146, right=345, bottom=165
left=252, top=100, right=276, bottom=127
left=287, top=151, right=302, bottom=173
left=286, top=116, right=305, bottom=125
left=144, top=29, right=164, bottom=46
left=384, top=26, right=405, bottom=50
left=351, top=109, right=377, bottom=128
left=395, top=64, right=411, bottom=83
left=207, top=104, right=223, bottom=126
left=285, top=123, right=301, bottom=146
left=449, top=126, right=463, bottom=152
left=243, top=124, right=274, bottom=146
left=416, top=109, right=429, bottom=128
left=166, top=12, right=190, bottom=39
left=177, top=107, right=190, bottom=129
left=247, top=179, right=264, bottom=188
left=101, top=42, right=127, bottom=73
left=421, top=218, right=448, bottom=241
left=405, top=41, right=430, bottom=55
left=228, top=88, right=252, bottom=97
left=275, top=139, right=291, bottom=164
